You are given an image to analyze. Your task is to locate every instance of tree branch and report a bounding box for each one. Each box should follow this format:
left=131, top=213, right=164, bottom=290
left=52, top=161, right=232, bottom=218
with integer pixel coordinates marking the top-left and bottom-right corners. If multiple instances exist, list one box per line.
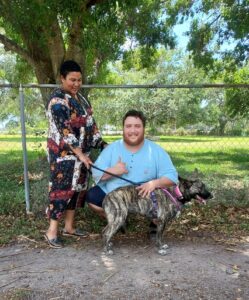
left=0, top=33, right=34, bottom=65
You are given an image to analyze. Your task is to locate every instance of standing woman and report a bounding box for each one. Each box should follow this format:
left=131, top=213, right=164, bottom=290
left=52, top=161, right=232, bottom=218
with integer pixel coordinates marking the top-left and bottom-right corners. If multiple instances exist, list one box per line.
left=45, top=60, right=106, bottom=248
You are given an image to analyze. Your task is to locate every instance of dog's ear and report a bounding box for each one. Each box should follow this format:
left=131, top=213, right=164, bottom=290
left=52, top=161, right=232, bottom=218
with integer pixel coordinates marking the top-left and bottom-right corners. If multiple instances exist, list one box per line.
left=191, top=168, right=203, bottom=180
left=192, top=168, right=199, bottom=178
left=179, top=176, right=194, bottom=188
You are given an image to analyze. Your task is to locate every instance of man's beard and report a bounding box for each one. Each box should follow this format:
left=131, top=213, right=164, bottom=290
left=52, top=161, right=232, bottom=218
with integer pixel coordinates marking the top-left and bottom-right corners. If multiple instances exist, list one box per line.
left=123, top=133, right=144, bottom=147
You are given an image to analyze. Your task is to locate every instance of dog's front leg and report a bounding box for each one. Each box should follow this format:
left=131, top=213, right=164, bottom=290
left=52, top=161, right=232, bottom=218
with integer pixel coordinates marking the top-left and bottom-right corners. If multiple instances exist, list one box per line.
left=156, top=221, right=168, bottom=256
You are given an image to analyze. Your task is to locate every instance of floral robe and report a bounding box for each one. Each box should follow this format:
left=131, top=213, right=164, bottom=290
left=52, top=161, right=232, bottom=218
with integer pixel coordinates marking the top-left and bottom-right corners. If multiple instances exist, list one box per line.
left=46, top=88, right=105, bottom=220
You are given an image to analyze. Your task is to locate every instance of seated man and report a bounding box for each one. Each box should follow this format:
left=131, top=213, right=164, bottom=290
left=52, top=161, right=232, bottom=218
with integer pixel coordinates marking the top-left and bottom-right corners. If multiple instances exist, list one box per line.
left=86, top=109, right=179, bottom=224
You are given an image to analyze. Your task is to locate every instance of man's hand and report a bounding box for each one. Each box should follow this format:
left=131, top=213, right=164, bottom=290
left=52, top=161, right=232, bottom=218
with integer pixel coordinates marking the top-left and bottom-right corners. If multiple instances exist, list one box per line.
left=136, top=177, right=175, bottom=198
left=136, top=180, right=156, bottom=198
left=100, top=157, right=128, bottom=181
left=113, top=157, right=128, bottom=176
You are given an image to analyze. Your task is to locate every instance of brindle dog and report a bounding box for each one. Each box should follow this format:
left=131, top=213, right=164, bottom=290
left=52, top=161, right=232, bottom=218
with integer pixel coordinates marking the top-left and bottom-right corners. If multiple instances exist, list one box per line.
left=102, top=177, right=212, bottom=255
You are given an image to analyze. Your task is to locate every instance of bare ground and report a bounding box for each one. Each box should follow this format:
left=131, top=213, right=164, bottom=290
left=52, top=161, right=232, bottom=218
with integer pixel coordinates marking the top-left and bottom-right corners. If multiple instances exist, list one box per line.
left=0, top=232, right=249, bottom=300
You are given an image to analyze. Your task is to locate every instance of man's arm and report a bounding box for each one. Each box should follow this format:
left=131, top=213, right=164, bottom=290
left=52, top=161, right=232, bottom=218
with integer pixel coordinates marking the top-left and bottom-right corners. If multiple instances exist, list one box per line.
left=136, top=143, right=178, bottom=197
left=136, top=176, right=175, bottom=198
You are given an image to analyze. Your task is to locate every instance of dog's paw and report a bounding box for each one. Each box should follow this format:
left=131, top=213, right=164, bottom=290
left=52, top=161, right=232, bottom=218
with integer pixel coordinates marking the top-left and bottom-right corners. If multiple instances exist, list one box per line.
left=161, top=244, right=169, bottom=250
left=107, top=242, right=113, bottom=247
left=104, top=242, right=114, bottom=255
left=176, top=211, right=181, bottom=218
left=106, top=249, right=114, bottom=255
left=158, top=248, right=168, bottom=256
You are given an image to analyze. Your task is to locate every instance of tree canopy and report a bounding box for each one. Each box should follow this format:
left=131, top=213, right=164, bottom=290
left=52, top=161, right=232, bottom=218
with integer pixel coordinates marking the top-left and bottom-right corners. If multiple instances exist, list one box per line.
left=167, top=0, right=249, bottom=72
left=0, top=0, right=176, bottom=104
left=1, top=46, right=248, bottom=136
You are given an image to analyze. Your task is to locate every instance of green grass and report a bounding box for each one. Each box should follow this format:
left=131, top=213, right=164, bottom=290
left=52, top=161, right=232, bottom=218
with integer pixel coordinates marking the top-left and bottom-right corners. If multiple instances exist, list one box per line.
left=0, top=134, right=249, bottom=246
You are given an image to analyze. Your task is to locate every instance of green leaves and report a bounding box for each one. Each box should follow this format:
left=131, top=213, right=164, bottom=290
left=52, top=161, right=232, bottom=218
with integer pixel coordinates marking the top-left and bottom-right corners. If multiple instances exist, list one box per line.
left=225, top=65, right=249, bottom=117
left=168, top=0, right=248, bottom=72
left=0, top=0, right=177, bottom=103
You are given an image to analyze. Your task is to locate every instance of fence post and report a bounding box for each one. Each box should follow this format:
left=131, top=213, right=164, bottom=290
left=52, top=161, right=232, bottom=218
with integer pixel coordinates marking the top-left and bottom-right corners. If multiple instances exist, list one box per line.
left=19, top=84, right=31, bottom=213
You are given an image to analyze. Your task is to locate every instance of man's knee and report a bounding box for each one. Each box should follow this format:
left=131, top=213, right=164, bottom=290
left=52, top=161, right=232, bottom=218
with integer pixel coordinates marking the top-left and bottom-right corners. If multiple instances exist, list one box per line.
left=85, top=188, right=96, bottom=204
left=85, top=185, right=106, bottom=207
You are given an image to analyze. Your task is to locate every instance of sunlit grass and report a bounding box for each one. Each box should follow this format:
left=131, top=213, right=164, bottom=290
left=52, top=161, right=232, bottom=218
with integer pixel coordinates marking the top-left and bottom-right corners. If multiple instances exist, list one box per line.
left=0, top=133, right=249, bottom=245
left=1, top=134, right=248, bottom=177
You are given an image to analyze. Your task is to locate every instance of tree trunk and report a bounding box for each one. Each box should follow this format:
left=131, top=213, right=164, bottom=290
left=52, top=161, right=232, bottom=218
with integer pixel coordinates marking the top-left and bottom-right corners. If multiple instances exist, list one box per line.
left=218, top=116, right=228, bottom=136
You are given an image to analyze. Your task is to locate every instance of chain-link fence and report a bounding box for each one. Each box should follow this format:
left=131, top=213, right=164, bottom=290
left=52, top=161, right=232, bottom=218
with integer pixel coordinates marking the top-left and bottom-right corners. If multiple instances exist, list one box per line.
left=0, top=83, right=249, bottom=214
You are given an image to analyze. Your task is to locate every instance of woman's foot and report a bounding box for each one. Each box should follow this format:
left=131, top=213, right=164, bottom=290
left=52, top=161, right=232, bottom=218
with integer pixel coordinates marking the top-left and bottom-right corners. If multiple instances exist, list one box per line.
left=44, top=233, right=63, bottom=249
left=62, top=228, right=89, bottom=237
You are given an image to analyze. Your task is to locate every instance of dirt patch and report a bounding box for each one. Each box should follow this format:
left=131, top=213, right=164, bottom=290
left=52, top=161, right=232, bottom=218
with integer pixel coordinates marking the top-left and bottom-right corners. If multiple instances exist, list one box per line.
left=0, top=234, right=249, bottom=300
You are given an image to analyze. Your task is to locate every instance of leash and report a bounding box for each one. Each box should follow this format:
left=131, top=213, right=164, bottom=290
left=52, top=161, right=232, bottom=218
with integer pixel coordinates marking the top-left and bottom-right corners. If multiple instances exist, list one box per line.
left=91, top=164, right=145, bottom=186
left=91, top=164, right=183, bottom=215
left=160, top=187, right=182, bottom=211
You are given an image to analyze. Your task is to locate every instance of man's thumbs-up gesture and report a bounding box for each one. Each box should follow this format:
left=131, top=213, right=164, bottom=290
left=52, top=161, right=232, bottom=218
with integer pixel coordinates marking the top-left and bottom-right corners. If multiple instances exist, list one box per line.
left=100, top=157, right=128, bottom=181
left=113, top=157, right=128, bottom=176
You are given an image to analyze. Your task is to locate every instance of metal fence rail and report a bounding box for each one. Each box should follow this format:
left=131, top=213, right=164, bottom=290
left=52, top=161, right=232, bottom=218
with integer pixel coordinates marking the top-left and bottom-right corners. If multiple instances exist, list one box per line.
left=1, top=83, right=249, bottom=89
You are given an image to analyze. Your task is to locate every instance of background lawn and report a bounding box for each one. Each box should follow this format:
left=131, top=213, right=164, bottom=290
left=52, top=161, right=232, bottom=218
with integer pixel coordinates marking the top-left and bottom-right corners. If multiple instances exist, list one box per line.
left=0, top=134, right=248, bottom=246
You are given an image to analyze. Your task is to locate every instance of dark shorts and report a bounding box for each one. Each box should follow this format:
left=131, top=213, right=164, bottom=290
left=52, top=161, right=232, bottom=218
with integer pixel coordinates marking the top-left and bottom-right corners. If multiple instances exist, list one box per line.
left=85, top=185, right=106, bottom=207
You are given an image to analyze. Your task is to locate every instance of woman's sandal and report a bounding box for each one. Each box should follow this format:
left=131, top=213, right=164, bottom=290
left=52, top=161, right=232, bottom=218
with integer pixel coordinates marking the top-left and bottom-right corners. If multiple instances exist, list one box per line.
left=44, top=234, right=63, bottom=249
left=62, top=228, right=89, bottom=237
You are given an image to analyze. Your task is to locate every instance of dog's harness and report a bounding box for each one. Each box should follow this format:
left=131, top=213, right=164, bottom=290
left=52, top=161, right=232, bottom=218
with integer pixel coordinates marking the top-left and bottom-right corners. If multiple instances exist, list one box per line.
left=149, top=187, right=183, bottom=218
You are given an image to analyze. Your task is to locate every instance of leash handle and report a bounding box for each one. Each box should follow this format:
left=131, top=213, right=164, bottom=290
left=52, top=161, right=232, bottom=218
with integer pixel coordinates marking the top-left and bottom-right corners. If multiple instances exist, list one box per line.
left=91, top=164, right=143, bottom=186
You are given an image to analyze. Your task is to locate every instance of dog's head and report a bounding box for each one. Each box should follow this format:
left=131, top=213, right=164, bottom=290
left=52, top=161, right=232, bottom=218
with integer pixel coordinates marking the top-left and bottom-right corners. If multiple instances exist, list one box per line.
left=179, top=176, right=213, bottom=204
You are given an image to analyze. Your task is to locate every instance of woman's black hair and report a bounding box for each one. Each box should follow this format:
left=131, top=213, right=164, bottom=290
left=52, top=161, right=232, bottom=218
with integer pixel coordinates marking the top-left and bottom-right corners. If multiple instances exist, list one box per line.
left=60, top=60, right=82, bottom=78
left=122, top=110, right=146, bottom=127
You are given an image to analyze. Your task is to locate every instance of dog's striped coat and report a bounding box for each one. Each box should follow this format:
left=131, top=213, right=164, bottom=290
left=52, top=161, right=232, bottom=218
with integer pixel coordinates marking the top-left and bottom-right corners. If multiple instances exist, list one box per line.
left=102, top=177, right=212, bottom=255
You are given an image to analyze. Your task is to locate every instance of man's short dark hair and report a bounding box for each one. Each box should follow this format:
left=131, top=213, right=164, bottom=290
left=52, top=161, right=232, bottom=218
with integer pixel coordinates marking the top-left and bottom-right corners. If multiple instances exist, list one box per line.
left=122, top=110, right=146, bottom=127
left=60, top=60, right=82, bottom=78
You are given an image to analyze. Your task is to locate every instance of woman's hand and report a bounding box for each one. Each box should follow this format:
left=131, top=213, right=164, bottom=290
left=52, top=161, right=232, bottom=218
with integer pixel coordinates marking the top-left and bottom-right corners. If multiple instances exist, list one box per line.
left=78, top=153, right=92, bottom=169
left=69, top=146, right=92, bottom=169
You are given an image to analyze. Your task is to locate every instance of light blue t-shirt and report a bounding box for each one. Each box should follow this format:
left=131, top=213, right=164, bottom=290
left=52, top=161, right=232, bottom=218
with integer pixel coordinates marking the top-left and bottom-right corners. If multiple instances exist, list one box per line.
left=92, top=139, right=178, bottom=194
